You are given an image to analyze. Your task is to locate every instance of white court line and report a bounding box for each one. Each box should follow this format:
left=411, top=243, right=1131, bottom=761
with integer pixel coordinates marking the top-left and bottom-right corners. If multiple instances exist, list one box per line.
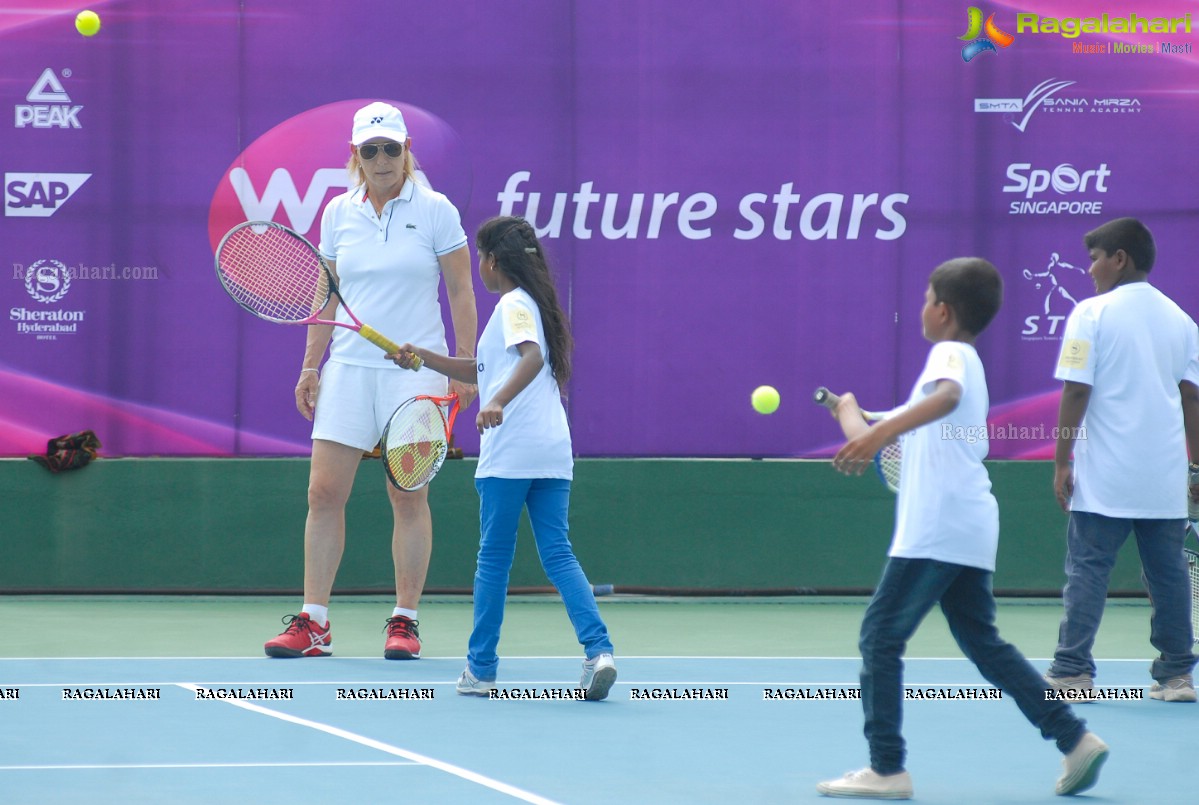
left=0, top=655, right=1154, bottom=662
left=174, top=683, right=562, bottom=805
left=0, top=762, right=415, bottom=770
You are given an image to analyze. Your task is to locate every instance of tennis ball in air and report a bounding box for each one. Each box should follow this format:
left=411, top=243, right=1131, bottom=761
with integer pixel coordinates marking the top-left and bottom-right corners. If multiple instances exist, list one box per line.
left=75, top=10, right=101, bottom=37
left=751, top=385, right=780, bottom=415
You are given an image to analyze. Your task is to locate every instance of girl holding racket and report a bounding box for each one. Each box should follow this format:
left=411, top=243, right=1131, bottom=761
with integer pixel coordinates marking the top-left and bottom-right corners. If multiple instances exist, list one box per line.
left=264, top=102, right=477, bottom=661
left=391, top=216, right=617, bottom=700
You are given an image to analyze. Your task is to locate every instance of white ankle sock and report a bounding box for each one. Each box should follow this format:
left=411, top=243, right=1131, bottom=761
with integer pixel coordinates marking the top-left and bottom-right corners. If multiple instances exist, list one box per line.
left=302, top=604, right=329, bottom=627
left=392, top=607, right=418, bottom=620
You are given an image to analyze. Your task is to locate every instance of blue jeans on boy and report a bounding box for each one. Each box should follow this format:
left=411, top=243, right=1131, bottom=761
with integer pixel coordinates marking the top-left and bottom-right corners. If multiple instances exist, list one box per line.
left=1048, top=512, right=1195, bottom=682
left=467, top=477, right=614, bottom=681
left=860, top=557, right=1086, bottom=775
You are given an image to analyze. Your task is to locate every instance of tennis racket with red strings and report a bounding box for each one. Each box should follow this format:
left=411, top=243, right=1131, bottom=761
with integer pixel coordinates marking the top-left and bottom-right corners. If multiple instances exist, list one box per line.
left=381, top=393, right=460, bottom=491
left=214, top=220, right=421, bottom=368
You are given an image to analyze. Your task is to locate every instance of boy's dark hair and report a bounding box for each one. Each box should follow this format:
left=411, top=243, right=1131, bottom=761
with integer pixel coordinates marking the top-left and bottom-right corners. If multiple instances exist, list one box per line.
left=1083, top=217, right=1155, bottom=273
left=476, top=216, right=573, bottom=387
left=929, top=258, right=1003, bottom=336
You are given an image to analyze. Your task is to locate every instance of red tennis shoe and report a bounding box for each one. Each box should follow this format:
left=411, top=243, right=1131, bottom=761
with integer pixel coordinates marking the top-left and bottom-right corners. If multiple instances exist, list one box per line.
left=383, top=615, right=421, bottom=660
left=264, top=613, right=332, bottom=657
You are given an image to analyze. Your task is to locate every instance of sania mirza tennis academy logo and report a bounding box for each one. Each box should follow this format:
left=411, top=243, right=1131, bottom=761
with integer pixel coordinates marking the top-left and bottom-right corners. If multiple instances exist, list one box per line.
left=959, top=6, right=1014, bottom=61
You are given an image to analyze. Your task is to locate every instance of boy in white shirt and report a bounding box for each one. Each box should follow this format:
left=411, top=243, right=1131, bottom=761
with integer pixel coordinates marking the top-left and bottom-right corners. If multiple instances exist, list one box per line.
left=817, top=258, right=1106, bottom=800
left=1046, top=217, right=1199, bottom=702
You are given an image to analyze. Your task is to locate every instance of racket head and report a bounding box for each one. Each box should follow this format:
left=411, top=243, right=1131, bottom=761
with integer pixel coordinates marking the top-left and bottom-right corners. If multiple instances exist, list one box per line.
left=1186, top=521, right=1199, bottom=643
left=381, top=394, right=459, bottom=491
left=874, top=442, right=902, bottom=494
left=215, top=220, right=331, bottom=323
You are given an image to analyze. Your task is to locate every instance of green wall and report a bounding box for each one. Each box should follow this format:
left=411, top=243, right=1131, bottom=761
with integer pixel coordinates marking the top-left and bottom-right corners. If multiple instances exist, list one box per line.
left=0, top=457, right=1152, bottom=595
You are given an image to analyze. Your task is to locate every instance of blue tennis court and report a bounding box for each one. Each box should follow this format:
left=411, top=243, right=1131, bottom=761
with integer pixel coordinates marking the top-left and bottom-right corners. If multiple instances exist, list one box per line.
left=0, top=596, right=1190, bottom=804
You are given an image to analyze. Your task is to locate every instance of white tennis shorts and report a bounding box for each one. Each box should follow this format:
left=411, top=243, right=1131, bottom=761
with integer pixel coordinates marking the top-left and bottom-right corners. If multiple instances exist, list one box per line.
left=312, top=361, right=447, bottom=451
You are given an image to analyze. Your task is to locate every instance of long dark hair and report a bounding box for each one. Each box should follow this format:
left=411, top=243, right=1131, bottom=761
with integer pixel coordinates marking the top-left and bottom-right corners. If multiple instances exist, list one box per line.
left=475, top=216, right=573, bottom=387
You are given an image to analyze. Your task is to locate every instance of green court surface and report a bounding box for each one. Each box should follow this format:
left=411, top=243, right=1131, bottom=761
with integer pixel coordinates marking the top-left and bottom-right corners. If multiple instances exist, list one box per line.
left=2, top=593, right=1166, bottom=660
left=1, top=595, right=1191, bottom=805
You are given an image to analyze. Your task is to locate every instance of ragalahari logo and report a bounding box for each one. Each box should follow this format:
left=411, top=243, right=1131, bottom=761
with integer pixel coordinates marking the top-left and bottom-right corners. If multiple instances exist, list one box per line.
left=959, top=6, right=1015, bottom=61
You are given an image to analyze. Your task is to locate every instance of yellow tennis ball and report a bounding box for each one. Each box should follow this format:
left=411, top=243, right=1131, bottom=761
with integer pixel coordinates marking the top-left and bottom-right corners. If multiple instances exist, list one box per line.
left=75, top=10, right=101, bottom=37
left=751, top=385, right=780, bottom=415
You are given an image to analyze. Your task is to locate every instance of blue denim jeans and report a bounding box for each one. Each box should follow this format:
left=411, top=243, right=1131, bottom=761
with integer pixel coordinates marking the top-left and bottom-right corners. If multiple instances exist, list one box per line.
left=467, top=477, right=614, bottom=680
left=860, top=557, right=1086, bottom=775
left=1048, top=512, right=1196, bottom=681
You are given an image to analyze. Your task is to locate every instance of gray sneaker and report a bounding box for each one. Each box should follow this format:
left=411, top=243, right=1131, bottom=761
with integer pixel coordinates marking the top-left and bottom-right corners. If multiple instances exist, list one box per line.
left=1149, top=674, right=1197, bottom=703
left=1045, top=673, right=1095, bottom=703
left=1055, top=731, right=1108, bottom=796
left=580, top=653, right=617, bottom=701
left=456, top=668, right=496, bottom=697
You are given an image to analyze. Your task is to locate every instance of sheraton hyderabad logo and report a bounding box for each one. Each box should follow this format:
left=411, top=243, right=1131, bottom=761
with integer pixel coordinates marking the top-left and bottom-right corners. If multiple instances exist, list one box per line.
left=959, top=7, right=1014, bottom=62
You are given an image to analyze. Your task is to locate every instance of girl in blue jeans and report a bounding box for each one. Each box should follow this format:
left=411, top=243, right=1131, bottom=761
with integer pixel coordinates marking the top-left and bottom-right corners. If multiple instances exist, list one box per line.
left=393, top=216, right=616, bottom=700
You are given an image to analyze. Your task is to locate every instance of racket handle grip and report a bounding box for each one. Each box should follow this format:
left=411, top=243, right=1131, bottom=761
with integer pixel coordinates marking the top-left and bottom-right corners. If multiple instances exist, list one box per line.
left=813, top=386, right=838, bottom=411
left=360, top=325, right=424, bottom=370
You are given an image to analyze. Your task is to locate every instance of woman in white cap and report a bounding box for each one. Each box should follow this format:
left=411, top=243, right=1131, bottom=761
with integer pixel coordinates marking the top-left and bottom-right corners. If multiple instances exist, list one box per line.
left=264, top=101, right=477, bottom=661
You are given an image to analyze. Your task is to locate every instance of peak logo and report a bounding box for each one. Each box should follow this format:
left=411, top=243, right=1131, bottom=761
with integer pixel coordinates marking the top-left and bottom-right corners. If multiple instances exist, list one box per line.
left=208, top=99, right=471, bottom=250
left=15, top=69, right=82, bottom=129
left=959, top=6, right=1014, bottom=62
left=5, top=173, right=91, bottom=217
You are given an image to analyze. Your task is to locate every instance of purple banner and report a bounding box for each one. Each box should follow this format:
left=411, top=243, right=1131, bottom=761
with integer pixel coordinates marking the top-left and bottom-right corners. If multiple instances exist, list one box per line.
left=2, top=1, right=1196, bottom=457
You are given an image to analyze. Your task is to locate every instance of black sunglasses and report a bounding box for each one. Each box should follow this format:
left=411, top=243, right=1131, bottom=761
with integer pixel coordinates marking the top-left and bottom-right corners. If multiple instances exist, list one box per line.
left=358, top=142, right=403, bottom=160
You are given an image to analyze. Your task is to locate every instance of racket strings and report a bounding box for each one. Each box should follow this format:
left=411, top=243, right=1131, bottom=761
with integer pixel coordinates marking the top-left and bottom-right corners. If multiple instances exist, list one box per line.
left=1187, top=545, right=1199, bottom=643
left=217, top=225, right=330, bottom=322
left=876, top=442, right=903, bottom=492
left=384, top=400, right=448, bottom=490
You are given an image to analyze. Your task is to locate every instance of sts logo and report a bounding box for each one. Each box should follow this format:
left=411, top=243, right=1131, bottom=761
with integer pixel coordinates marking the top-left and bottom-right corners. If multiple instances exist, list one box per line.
left=5, top=173, right=90, bottom=217
left=1021, top=252, right=1087, bottom=340
left=208, top=99, right=472, bottom=250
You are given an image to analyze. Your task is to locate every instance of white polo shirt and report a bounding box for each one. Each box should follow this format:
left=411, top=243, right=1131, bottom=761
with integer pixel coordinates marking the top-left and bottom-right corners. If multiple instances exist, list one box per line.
left=318, top=179, right=467, bottom=368
left=890, top=341, right=999, bottom=571
left=475, top=289, right=573, bottom=480
left=1054, top=282, right=1199, bottom=517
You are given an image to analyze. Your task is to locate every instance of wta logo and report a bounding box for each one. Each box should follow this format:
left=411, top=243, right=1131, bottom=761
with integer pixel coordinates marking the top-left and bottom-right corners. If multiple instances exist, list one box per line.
left=208, top=99, right=472, bottom=251
left=959, top=7, right=1014, bottom=62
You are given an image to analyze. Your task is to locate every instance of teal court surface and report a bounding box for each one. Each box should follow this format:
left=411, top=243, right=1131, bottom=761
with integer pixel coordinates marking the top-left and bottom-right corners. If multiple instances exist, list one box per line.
left=0, top=595, right=1193, bottom=804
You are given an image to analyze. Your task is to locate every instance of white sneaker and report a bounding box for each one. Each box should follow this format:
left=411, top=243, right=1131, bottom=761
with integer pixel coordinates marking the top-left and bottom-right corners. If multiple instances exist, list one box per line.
left=1149, top=674, right=1197, bottom=702
left=816, top=768, right=913, bottom=799
left=455, top=668, right=495, bottom=697
left=580, top=653, right=617, bottom=701
left=1055, top=732, right=1108, bottom=796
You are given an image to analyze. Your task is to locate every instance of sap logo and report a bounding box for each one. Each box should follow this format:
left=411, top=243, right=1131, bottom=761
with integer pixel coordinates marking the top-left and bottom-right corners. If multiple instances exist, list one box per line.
left=1003, top=163, right=1110, bottom=199
left=14, top=69, right=83, bottom=129
left=227, top=168, right=351, bottom=235
left=5, top=173, right=91, bottom=217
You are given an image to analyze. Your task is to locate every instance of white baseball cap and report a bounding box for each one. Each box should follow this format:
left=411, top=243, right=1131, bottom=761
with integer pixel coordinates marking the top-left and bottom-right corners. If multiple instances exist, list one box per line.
left=350, top=102, right=408, bottom=146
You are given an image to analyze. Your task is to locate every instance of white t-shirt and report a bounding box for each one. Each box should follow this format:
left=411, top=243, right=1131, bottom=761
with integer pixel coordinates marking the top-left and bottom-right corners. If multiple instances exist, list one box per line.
left=474, top=289, right=573, bottom=480
left=1054, top=282, right=1199, bottom=517
left=890, top=341, right=999, bottom=572
left=318, top=179, right=467, bottom=368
